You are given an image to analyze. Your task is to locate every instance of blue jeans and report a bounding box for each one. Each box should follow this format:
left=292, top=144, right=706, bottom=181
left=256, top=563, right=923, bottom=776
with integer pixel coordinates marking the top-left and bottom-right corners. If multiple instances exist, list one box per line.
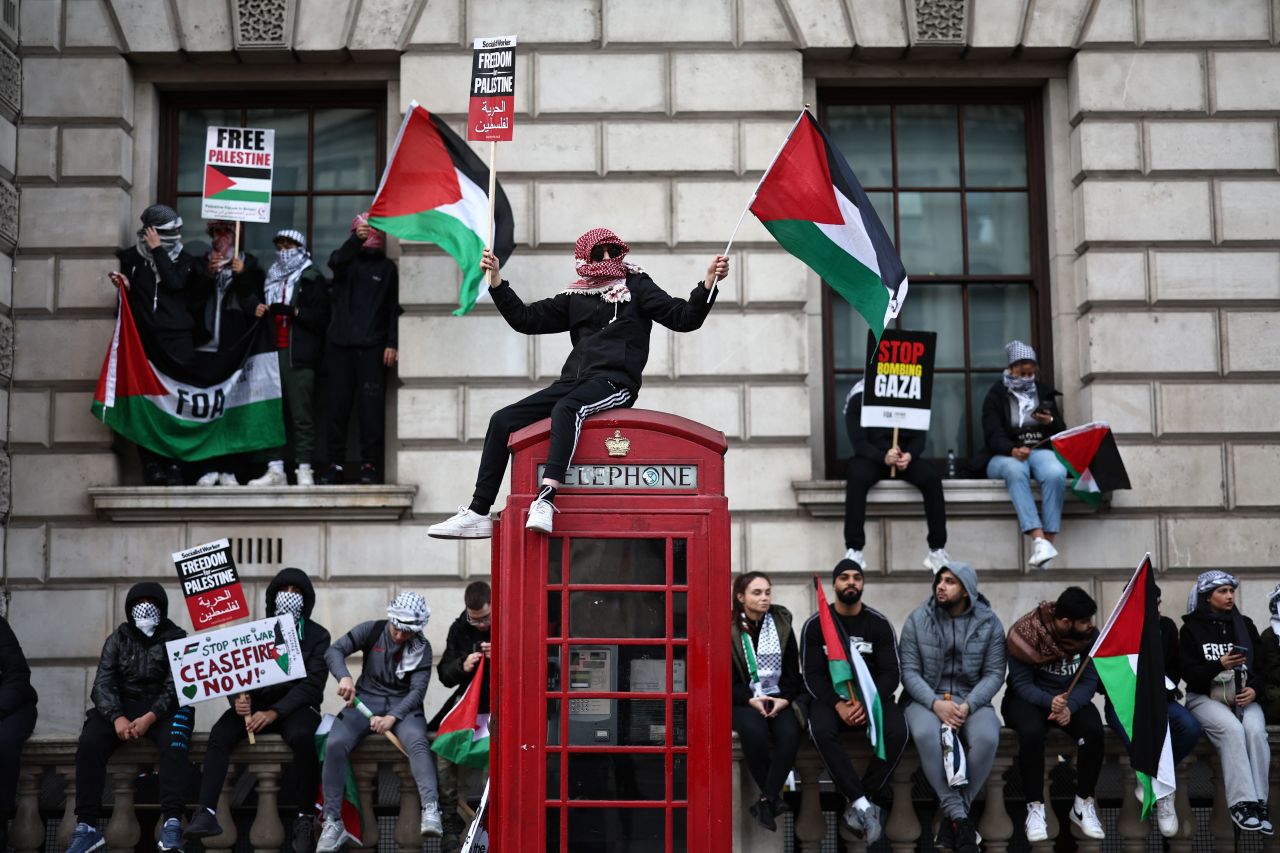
left=986, top=449, right=1067, bottom=533
left=1104, top=698, right=1202, bottom=766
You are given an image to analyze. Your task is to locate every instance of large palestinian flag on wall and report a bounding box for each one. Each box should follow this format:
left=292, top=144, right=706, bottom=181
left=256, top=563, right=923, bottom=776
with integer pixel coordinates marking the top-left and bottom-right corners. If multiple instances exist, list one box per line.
left=750, top=110, right=908, bottom=342
left=1089, top=554, right=1174, bottom=818
left=369, top=101, right=515, bottom=316
left=91, top=285, right=284, bottom=461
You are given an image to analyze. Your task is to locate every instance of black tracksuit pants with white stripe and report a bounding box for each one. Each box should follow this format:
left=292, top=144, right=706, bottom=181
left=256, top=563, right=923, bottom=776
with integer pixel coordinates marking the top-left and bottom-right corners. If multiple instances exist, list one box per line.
left=473, top=377, right=633, bottom=508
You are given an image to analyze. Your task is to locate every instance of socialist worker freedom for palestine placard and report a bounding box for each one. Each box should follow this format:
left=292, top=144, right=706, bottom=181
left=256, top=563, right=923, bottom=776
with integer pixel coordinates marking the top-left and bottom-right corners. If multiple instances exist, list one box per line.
left=860, top=328, right=937, bottom=432
left=468, top=34, right=517, bottom=142
left=202, top=126, right=275, bottom=223
left=167, top=616, right=304, bottom=707
left=173, top=538, right=250, bottom=630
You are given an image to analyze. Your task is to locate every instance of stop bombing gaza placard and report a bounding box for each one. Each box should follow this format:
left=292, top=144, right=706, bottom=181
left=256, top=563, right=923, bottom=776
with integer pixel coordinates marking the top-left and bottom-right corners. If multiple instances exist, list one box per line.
left=860, top=328, right=937, bottom=432
left=167, top=616, right=304, bottom=707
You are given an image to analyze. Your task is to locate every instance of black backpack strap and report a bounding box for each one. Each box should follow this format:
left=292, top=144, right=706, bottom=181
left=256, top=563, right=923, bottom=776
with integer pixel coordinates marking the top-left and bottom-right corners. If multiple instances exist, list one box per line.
left=360, top=620, right=387, bottom=658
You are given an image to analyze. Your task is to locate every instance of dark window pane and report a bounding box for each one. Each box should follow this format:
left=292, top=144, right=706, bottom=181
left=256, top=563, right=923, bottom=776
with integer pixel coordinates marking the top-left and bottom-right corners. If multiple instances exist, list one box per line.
left=178, top=109, right=240, bottom=193
left=547, top=751, right=561, bottom=799
left=672, top=700, right=688, bottom=745
left=968, top=285, right=1033, bottom=368
left=832, top=300, right=871, bottom=370
left=314, top=108, right=379, bottom=190
left=966, top=191, right=1029, bottom=274
left=245, top=108, right=308, bottom=192
left=970, top=371, right=1004, bottom=470
left=175, top=197, right=209, bottom=255
left=895, top=285, right=964, bottom=368
left=568, top=754, right=667, bottom=801
left=964, top=104, right=1027, bottom=187
left=673, top=593, right=686, bottom=639
left=547, top=698, right=561, bottom=745
left=672, top=539, right=686, bottom=585
left=567, top=808, right=666, bottom=852
left=569, top=592, right=665, bottom=638
left=673, top=807, right=687, bottom=852
left=569, top=538, right=666, bottom=585
left=548, top=591, right=562, bottom=638
left=673, top=754, right=687, bottom=801
left=923, top=373, right=969, bottom=460
left=241, top=195, right=306, bottom=265
left=548, top=538, right=563, bottom=584
left=832, top=374, right=858, bottom=462
left=546, top=807, right=561, bottom=853
left=827, top=105, right=893, bottom=187
left=864, top=191, right=896, bottom=244
left=898, top=191, right=963, bottom=275
left=896, top=105, right=960, bottom=187
left=313, top=195, right=372, bottom=275
left=561, top=699, right=684, bottom=746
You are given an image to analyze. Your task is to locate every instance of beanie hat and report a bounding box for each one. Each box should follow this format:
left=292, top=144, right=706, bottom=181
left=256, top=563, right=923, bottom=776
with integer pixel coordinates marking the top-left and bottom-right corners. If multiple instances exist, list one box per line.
left=833, top=558, right=863, bottom=582
left=1005, top=340, right=1037, bottom=366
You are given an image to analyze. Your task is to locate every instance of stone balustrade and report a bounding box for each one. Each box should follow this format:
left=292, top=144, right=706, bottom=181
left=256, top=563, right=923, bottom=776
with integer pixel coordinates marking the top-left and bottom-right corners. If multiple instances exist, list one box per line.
left=10, top=729, right=1280, bottom=852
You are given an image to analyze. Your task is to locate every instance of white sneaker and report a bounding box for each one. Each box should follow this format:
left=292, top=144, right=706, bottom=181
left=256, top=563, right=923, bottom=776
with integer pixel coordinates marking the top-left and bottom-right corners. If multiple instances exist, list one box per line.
left=1070, top=795, right=1105, bottom=840
left=420, top=802, right=443, bottom=837
left=923, top=548, right=952, bottom=573
left=315, top=816, right=345, bottom=853
left=295, top=464, right=315, bottom=486
left=1028, top=536, right=1058, bottom=568
left=843, top=548, right=867, bottom=570
left=218, top=472, right=238, bottom=486
left=526, top=498, right=557, bottom=534
left=428, top=506, right=493, bottom=539
left=248, top=465, right=287, bottom=486
left=1155, top=793, right=1178, bottom=837
left=1025, top=801, right=1048, bottom=842
left=196, top=471, right=220, bottom=487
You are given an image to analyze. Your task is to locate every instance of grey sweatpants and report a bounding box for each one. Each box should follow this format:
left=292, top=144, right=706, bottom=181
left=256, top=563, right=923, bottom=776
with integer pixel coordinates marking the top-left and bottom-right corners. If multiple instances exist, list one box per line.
left=322, top=695, right=438, bottom=819
left=904, top=702, right=1001, bottom=821
left=1186, top=693, right=1270, bottom=805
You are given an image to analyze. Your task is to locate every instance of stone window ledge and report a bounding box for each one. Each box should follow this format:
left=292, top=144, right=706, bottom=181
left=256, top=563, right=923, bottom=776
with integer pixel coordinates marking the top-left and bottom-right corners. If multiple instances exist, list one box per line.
left=88, top=485, right=418, bottom=522
left=793, top=479, right=1096, bottom=519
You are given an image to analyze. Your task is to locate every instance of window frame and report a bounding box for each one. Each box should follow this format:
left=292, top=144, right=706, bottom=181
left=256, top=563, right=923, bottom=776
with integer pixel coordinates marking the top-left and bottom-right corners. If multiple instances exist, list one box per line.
left=818, top=86, right=1052, bottom=478
left=157, top=89, right=388, bottom=256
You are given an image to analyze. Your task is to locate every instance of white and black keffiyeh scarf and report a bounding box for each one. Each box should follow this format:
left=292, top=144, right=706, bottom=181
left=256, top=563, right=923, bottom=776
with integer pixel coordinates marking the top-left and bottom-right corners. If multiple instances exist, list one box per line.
left=265, top=231, right=312, bottom=305
left=275, top=590, right=305, bottom=623
left=387, top=591, right=431, bottom=679
left=751, top=612, right=783, bottom=698
left=130, top=601, right=161, bottom=637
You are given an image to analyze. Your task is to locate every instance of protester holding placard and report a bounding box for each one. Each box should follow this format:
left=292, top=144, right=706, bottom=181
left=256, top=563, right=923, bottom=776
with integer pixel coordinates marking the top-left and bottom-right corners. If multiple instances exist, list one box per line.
left=185, top=567, right=331, bottom=851
left=843, top=381, right=950, bottom=573
left=317, top=214, right=401, bottom=486
left=317, top=592, right=442, bottom=852
left=65, top=583, right=194, bottom=853
left=115, top=204, right=202, bottom=486
left=0, top=617, right=37, bottom=853
left=246, top=230, right=331, bottom=487
left=975, top=341, right=1068, bottom=569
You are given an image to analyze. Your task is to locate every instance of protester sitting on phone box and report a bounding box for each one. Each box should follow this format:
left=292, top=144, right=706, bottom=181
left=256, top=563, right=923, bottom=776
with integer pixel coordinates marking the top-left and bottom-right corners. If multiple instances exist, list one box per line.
left=974, top=340, right=1067, bottom=569
left=730, top=572, right=802, bottom=833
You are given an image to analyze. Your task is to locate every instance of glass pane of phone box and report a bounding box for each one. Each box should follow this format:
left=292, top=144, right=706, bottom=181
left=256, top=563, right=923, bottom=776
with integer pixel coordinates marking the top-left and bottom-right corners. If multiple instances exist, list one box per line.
left=546, top=646, right=687, bottom=746
left=567, top=538, right=667, bottom=585
left=543, top=808, right=687, bottom=853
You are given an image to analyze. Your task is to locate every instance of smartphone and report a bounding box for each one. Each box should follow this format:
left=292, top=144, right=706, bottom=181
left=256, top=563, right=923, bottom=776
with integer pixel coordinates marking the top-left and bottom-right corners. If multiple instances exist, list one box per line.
left=1232, top=645, right=1249, bottom=657
left=1033, top=405, right=1052, bottom=416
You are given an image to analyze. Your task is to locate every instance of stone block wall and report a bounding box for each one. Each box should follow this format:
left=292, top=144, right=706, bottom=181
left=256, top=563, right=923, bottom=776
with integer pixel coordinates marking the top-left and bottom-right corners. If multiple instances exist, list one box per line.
left=0, top=1, right=18, bottom=619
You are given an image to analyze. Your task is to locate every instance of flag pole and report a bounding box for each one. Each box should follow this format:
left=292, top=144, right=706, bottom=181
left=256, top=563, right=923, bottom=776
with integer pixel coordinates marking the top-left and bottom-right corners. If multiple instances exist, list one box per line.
left=721, top=106, right=810, bottom=259
left=486, top=140, right=498, bottom=287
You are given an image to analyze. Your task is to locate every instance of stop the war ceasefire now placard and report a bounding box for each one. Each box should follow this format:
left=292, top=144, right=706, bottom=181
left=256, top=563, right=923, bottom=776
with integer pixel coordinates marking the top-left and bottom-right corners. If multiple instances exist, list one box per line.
left=167, top=616, right=304, bottom=707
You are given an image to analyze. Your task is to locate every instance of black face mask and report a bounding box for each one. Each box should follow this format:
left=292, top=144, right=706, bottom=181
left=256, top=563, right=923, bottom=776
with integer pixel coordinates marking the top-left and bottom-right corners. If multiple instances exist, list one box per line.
left=837, top=586, right=862, bottom=606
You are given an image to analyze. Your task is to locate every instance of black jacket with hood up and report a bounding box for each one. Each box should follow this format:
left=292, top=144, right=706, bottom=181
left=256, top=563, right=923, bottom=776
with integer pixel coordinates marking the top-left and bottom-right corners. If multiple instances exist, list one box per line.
left=91, top=582, right=186, bottom=722
left=489, top=271, right=716, bottom=394
left=242, top=568, right=331, bottom=717
left=0, top=616, right=38, bottom=718
left=327, top=235, right=400, bottom=349
left=118, top=246, right=201, bottom=340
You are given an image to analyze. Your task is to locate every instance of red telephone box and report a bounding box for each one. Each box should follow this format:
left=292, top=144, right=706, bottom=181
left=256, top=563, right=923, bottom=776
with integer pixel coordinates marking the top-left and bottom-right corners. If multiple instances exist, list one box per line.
left=491, top=408, right=731, bottom=853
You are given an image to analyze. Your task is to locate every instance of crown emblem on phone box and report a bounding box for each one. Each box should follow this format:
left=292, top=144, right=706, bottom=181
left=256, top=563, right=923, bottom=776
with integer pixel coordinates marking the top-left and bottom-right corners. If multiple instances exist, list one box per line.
left=604, top=430, right=630, bottom=457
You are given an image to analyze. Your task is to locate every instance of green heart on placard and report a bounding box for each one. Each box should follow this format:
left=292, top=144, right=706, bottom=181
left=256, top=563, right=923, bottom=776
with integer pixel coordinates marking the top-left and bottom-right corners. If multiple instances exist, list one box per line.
left=276, top=652, right=290, bottom=674
left=182, top=685, right=198, bottom=700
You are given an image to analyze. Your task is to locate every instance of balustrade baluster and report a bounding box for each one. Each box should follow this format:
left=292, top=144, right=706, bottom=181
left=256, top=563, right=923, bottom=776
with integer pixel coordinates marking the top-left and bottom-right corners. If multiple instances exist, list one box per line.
left=9, top=766, right=43, bottom=853
left=103, top=763, right=140, bottom=853
left=248, top=764, right=285, bottom=853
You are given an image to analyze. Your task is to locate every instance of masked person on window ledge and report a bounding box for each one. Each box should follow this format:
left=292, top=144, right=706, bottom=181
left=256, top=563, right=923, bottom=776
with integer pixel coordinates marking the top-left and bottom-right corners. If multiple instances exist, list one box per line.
left=64, top=583, right=194, bottom=853
left=0, top=616, right=38, bottom=853
left=428, top=580, right=492, bottom=853
left=317, top=592, right=442, bottom=853
left=114, top=204, right=201, bottom=486
left=184, top=568, right=331, bottom=853
left=245, top=230, right=331, bottom=488
left=1179, top=571, right=1272, bottom=835
left=317, top=214, right=401, bottom=486
left=730, top=572, right=802, bottom=834
left=974, top=340, right=1067, bottom=570
left=842, top=380, right=950, bottom=574
left=190, top=219, right=265, bottom=488
left=428, top=228, right=729, bottom=539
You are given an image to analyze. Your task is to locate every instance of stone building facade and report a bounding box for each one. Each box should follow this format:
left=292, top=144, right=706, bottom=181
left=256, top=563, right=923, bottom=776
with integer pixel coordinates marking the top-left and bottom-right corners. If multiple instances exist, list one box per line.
left=3, top=0, right=1278, bottom=762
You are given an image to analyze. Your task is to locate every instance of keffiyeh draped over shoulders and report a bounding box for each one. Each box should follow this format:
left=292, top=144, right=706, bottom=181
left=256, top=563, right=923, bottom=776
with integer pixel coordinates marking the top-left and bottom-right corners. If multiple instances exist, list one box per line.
left=387, top=591, right=431, bottom=679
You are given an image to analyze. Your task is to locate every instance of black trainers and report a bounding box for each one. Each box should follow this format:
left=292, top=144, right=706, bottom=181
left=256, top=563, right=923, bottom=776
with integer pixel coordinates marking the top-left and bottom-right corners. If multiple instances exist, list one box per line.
left=144, top=462, right=168, bottom=485
left=1230, top=801, right=1262, bottom=831
left=953, top=817, right=980, bottom=853
left=1256, top=801, right=1274, bottom=835
left=358, top=463, right=379, bottom=485
left=934, top=815, right=956, bottom=851
left=292, top=813, right=316, bottom=852
left=748, top=797, right=777, bottom=832
left=317, top=464, right=344, bottom=485
left=165, top=463, right=185, bottom=486
left=182, top=809, right=222, bottom=839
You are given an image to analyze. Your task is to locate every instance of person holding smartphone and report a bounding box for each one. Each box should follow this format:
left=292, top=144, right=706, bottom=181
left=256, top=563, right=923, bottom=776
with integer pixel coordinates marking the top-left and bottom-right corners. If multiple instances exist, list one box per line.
left=731, top=572, right=802, bottom=833
left=1180, top=571, right=1271, bottom=834
left=974, top=341, right=1068, bottom=569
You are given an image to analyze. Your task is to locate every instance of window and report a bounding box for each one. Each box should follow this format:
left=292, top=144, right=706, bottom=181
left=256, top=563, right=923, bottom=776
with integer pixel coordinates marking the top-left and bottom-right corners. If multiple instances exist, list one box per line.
left=159, top=91, right=386, bottom=274
left=821, top=90, right=1049, bottom=477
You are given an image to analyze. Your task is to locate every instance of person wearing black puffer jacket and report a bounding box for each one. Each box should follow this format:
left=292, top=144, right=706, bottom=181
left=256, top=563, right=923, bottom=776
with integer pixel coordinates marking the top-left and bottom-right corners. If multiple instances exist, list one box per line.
left=65, top=582, right=192, bottom=853
left=0, top=616, right=38, bottom=853
left=184, top=567, right=331, bottom=851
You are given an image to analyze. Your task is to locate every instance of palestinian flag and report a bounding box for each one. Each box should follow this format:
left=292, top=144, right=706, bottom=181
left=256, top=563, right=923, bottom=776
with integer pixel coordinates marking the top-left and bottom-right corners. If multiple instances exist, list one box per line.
left=369, top=101, right=515, bottom=316
left=91, top=285, right=284, bottom=461
left=432, top=655, right=491, bottom=769
left=315, top=714, right=362, bottom=846
left=1051, top=421, right=1131, bottom=507
left=1089, top=555, right=1174, bottom=818
left=204, top=163, right=271, bottom=204
left=751, top=111, right=907, bottom=342
left=812, top=576, right=885, bottom=760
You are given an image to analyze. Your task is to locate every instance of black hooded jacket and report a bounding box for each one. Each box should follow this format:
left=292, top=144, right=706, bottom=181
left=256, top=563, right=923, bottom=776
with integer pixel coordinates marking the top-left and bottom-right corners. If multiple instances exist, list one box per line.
left=428, top=610, right=491, bottom=729
left=327, top=235, right=400, bottom=349
left=489, top=271, right=716, bottom=394
left=191, top=252, right=264, bottom=351
left=245, top=568, right=331, bottom=717
left=0, top=616, right=38, bottom=717
left=1179, top=604, right=1261, bottom=696
left=91, top=582, right=186, bottom=722
left=117, top=246, right=201, bottom=340
left=975, top=378, right=1066, bottom=472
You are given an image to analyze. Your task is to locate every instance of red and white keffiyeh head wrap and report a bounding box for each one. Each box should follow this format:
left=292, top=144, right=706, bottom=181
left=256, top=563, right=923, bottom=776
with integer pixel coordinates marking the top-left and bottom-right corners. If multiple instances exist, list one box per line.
left=566, top=228, right=642, bottom=304
left=351, top=212, right=386, bottom=252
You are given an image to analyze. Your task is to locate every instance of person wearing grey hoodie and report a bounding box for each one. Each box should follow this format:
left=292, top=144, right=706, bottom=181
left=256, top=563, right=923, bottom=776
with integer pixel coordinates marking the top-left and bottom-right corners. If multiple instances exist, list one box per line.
left=898, top=562, right=1006, bottom=853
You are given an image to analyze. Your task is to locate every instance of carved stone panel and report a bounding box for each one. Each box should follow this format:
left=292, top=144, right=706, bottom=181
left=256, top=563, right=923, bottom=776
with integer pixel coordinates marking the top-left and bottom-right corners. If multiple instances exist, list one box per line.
left=0, top=41, right=18, bottom=119
left=0, top=178, right=16, bottom=253
left=911, top=0, right=968, bottom=44
left=232, top=0, right=294, bottom=49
